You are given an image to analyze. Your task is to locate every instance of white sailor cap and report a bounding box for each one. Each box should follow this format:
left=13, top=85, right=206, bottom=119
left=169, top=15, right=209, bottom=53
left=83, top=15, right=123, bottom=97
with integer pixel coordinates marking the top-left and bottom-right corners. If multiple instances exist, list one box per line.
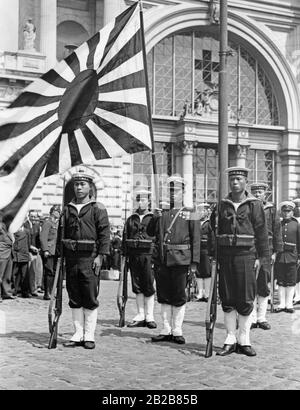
left=167, top=175, right=186, bottom=186
left=135, top=189, right=151, bottom=200
left=225, top=166, right=250, bottom=178
left=250, top=182, right=268, bottom=191
left=72, top=167, right=94, bottom=183
left=279, top=201, right=295, bottom=211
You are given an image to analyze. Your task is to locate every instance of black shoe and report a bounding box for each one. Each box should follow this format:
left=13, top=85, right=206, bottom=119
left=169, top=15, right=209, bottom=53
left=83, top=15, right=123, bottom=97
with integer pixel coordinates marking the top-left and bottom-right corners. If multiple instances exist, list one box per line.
left=236, top=344, right=256, bottom=356
left=43, top=294, right=51, bottom=301
left=172, top=335, right=185, bottom=344
left=216, top=343, right=237, bottom=356
left=257, top=321, right=271, bottom=330
left=127, top=320, right=146, bottom=328
left=293, top=300, right=300, bottom=305
left=84, top=341, right=95, bottom=349
left=274, top=307, right=285, bottom=313
left=21, top=293, right=31, bottom=298
left=151, top=334, right=172, bottom=342
left=202, top=297, right=208, bottom=303
left=2, top=295, right=16, bottom=300
left=0, top=298, right=3, bottom=303
left=285, top=308, right=295, bottom=314
left=146, top=321, right=157, bottom=329
left=63, top=341, right=84, bottom=348
left=250, top=322, right=258, bottom=329
left=31, top=292, right=39, bottom=297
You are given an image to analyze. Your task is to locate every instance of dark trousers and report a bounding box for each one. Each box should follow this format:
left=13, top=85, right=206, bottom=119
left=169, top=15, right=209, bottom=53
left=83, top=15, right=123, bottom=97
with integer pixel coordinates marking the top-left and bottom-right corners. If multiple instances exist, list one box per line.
left=13, top=262, right=29, bottom=296
left=0, top=257, right=13, bottom=298
left=129, top=254, right=155, bottom=297
left=219, top=252, right=256, bottom=316
left=257, top=262, right=270, bottom=297
left=275, top=262, right=297, bottom=287
left=43, top=255, right=55, bottom=296
left=111, top=250, right=121, bottom=270
left=154, top=264, right=189, bottom=307
left=196, top=252, right=211, bottom=278
left=66, top=256, right=99, bottom=310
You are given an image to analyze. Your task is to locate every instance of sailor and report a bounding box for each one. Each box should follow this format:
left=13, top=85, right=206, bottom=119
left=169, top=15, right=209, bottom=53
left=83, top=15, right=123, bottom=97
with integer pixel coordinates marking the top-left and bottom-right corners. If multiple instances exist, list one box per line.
left=292, top=198, right=300, bottom=305
left=216, top=167, right=269, bottom=357
left=57, top=168, right=110, bottom=349
left=249, top=182, right=283, bottom=330
left=195, top=203, right=215, bottom=302
left=274, top=201, right=300, bottom=313
left=122, top=189, right=157, bottom=329
left=147, top=176, right=201, bottom=344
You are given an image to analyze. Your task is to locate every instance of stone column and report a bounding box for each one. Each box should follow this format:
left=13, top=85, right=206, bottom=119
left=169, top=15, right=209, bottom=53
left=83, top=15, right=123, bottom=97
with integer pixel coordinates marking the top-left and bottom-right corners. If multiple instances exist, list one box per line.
left=181, top=141, right=194, bottom=208
left=0, top=0, right=19, bottom=51
left=40, top=0, right=57, bottom=70
left=104, top=0, right=126, bottom=25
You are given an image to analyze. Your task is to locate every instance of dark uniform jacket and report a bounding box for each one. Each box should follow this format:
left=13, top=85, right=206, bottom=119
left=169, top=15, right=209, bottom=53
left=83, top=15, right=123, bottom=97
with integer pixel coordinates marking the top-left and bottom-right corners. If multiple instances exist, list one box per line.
left=200, top=219, right=215, bottom=257
left=0, top=223, right=13, bottom=259
left=147, top=207, right=201, bottom=266
left=263, top=202, right=283, bottom=253
left=12, top=229, right=31, bottom=263
left=57, top=198, right=110, bottom=256
left=23, top=220, right=40, bottom=250
left=122, top=211, right=155, bottom=256
left=40, top=218, right=59, bottom=256
left=218, top=191, right=269, bottom=258
left=276, top=217, right=300, bottom=264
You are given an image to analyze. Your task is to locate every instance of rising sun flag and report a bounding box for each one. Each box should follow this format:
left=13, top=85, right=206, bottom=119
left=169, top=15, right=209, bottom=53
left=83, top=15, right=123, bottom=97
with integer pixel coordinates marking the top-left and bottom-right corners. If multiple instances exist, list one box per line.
left=0, top=2, right=152, bottom=233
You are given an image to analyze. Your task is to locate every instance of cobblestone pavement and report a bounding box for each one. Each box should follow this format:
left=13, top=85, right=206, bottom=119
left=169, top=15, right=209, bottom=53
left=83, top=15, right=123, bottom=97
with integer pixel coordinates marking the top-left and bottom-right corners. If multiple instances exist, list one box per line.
left=1, top=278, right=300, bottom=391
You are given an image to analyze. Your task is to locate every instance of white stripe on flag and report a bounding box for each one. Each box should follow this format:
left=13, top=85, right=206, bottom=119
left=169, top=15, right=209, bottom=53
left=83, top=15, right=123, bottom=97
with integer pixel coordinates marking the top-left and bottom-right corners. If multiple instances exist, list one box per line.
left=0, top=127, right=62, bottom=209
left=75, top=41, right=89, bottom=72
left=98, top=87, right=147, bottom=106
left=54, top=59, right=76, bottom=83
left=94, top=21, right=115, bottom=72
left=0, top=102, right=59, bottom=127
left=94, top=108, right=151, bottom=149
left=8, top=176, right=44, bottom=234
left=98, top=51, right=143, bottom=87
left=74, top=129, right=97, bottom=164
left=25, top=78, right=66, bottom=97
left=99, top=8, right=140, bottom=74
left=86, top=119, right=127, bottom=158
left=58, top=133, right=72, bottom=173
left=0, top=113, right=59, bottom=167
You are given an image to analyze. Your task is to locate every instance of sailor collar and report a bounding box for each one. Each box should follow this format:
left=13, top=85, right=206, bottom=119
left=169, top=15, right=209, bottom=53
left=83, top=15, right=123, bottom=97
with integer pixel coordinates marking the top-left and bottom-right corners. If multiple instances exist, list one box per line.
left=222, top=191, right=259, bottom=208
left=69, top=197, right=96, bottom=211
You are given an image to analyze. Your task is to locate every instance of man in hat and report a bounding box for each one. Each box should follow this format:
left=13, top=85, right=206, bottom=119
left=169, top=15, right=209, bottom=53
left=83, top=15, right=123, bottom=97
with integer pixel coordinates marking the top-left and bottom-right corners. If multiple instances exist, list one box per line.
left=122, top=189, right=157, bottom=329
left=147, top=176, right=201, bottom=344
left=195, top=203, right=215, bottom=302
left=249, top=183, right=283, bottom=330
left=40, top=205, right=60, bottom=300
left=292, top=198, right=300, bottom=305
left=274, top=201, right=300, bottom=313
left=56, top=168, right=110, bottom=349
left=216, top=167, right=269, bottom=357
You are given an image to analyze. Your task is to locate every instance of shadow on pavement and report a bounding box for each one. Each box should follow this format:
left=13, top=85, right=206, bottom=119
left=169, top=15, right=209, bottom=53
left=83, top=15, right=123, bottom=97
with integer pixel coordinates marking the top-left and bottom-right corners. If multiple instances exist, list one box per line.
left=184, top=319, right=225, bottom=330
left=0, top=331, right=65, bottom=349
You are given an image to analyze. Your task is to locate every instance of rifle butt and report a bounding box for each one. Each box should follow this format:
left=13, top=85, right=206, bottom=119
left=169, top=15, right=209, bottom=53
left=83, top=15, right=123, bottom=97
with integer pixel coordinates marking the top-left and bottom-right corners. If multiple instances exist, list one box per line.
left=48, top=325, right=58, bottom=349
left=205, top=338, right=213, bottom=358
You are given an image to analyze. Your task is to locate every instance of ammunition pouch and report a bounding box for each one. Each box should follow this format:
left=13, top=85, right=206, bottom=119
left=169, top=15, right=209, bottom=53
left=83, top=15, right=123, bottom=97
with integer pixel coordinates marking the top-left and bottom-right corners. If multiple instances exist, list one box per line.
left=283, top=242, right=296, bottom=252
left=217, top=234, right=255, bottom=247
left=125, top=239, right=153, bottom=250
left=163, top=243, right=191, bottom=266
left=62, top=239, right=96, bottom=252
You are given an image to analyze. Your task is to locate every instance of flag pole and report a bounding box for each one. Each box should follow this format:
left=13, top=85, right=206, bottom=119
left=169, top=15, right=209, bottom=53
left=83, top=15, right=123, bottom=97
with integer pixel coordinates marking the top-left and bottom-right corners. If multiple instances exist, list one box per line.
left=138, top=0, right=159, bottom=207
left=218, top=0, right=229, bottom=198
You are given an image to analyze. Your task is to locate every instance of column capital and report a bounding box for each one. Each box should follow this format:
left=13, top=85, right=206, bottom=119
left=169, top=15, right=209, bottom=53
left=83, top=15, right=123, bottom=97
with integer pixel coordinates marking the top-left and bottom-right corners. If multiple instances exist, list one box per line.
left=176, top=140, right=195, bottom=155
left=236, top=144, right=250, bottom=160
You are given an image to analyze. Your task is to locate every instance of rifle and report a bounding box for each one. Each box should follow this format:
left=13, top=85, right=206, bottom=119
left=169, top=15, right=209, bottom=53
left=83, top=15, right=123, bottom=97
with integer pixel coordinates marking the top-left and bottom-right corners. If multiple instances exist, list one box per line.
left=269, top=260, right=274, bottom=313
left=117, top=256, right=128, bottom=327
left=186, top=265, right=197, bottom=302
left=205, top=204, right=218, bottom=358
left=48, top=177, right=66, bottom=349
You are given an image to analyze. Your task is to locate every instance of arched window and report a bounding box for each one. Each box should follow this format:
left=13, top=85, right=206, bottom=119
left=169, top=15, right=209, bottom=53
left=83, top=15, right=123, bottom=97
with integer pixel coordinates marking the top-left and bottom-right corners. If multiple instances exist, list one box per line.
left=57, top=21, right=89, bottom=61
left=147, top=31, right=279, bottom=126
